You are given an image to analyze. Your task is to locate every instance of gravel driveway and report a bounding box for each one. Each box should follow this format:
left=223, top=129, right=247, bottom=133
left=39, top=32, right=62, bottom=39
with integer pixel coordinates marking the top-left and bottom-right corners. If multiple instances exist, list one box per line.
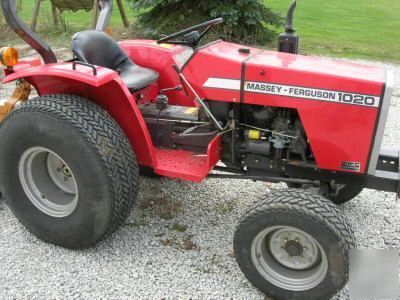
left=0, top=54, right=399, bottom=299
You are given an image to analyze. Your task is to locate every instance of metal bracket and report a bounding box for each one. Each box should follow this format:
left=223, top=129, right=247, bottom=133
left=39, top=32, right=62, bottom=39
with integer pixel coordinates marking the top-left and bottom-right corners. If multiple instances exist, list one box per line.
left=0, top=79, right=31, bottom=122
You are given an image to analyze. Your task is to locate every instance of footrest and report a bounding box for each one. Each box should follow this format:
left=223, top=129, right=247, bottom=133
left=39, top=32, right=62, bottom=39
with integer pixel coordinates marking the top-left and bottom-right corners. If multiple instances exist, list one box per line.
left=154, top=135, right=222, bottom=182
left=154, top=149, right=208, bottom=182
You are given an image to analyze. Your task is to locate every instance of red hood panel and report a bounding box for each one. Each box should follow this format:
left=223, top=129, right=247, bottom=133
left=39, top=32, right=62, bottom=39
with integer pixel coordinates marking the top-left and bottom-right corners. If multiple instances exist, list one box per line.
left=185, top=41, right=385, bottom=98
left=201, top=41, right=385, bottom=82
left=183, top=41, right=388, bottom=174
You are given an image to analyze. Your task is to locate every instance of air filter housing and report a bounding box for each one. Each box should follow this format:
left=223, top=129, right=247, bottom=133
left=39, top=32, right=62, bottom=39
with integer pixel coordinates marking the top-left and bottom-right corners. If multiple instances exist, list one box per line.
left=278, top=0, right=299, bottom=54
left=278, top=31, right=299, bottom=54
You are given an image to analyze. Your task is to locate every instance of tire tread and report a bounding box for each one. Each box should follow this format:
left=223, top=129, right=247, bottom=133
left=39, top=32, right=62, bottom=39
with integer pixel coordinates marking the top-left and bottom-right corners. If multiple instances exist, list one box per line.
left=2, top=94, right=139, bottom=246
left=234, top=188, right=357, bottom=299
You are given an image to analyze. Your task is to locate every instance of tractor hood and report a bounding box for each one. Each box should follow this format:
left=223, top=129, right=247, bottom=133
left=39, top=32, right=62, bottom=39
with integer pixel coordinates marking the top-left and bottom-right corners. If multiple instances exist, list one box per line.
left=182, top=41, right=392, bottom=175
left=183, top=41, right=386, bottom=106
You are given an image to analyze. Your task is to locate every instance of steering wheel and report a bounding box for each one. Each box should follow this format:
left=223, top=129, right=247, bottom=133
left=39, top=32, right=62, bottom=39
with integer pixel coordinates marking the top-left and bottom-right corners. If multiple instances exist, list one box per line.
left=157, top=18, right=224, bottom=48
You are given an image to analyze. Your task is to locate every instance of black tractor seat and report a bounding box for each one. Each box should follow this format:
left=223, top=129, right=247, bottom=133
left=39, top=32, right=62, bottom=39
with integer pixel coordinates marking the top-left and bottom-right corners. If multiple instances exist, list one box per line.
left=71, top=30, right=159, bottom=93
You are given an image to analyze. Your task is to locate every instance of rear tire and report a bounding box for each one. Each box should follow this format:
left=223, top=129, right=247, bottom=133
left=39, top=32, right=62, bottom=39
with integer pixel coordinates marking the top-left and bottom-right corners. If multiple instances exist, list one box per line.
left=234, top=189, right=356, bottom=300
left=0, top=95, right=139, bottom=249
left=139, top=166, right=160, bottom=178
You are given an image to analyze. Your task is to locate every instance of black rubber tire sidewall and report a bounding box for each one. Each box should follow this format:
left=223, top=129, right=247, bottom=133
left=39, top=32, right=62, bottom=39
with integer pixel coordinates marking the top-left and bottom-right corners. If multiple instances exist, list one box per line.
left=139, top=166, right=160, bottom=178
left=234, top=190, right=356, bottom=300
left=0, top=95, right=138, bottom=248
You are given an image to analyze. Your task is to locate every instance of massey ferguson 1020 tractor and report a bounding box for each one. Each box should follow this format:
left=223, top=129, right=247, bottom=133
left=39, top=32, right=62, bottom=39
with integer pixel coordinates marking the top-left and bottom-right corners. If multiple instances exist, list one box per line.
left=0, top=0, right=397, bottom=299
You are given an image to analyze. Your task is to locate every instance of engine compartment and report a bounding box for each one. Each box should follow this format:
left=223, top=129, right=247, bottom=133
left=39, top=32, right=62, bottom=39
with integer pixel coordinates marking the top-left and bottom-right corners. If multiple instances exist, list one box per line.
left=235, top=105, right=310, bottom=162
left=214, top=103, right=312, bottom=173
left=139, top=99, right=312, bottom=175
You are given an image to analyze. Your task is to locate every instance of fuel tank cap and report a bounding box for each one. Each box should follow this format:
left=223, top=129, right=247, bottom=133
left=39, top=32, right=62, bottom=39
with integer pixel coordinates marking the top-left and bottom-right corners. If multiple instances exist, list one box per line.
left=239, top=48, right=251, bottom=54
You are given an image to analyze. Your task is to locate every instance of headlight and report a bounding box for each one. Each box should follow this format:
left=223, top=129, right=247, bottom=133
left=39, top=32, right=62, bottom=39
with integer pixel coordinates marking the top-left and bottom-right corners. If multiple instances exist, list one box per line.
left=0, top=47, right=19, bottom=67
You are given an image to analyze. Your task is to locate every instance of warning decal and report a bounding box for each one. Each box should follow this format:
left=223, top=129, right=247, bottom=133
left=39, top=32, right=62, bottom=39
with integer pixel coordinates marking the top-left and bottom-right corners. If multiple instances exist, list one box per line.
left=341, top=161, right=361, bottom=172
left=203, top=78, right=381, bottom=107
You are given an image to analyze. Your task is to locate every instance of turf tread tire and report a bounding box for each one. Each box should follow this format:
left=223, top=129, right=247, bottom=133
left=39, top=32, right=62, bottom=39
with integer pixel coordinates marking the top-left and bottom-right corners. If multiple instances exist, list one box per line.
left=286, top=183, right=364, bottom=205
left=234, top=189, right=357, bottom=300
left=0, top=94, right=139, bottom=248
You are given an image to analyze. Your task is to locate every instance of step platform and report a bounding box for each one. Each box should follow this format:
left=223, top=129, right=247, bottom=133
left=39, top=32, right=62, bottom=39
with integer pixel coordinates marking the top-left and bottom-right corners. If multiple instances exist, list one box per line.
left=154, top=135, right=222, bottom=182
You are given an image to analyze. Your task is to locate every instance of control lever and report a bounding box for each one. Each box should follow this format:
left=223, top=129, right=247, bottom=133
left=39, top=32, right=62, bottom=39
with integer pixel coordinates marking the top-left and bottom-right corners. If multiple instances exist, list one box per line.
left=172, top=64, right=224, bottom=131
left=160, top=85, right=182, bottom=94
left=156, top=85, right=183, bottom=110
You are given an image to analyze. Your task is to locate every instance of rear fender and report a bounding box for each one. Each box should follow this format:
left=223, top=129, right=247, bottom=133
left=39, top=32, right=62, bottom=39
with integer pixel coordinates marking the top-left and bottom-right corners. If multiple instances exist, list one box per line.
left=2, top=62, right=156, bottom=167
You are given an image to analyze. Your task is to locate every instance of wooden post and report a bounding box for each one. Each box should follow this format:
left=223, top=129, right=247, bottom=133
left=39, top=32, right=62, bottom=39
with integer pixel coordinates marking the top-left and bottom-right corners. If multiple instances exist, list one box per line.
left=16, top=0, right=22, bottom=12
left=52, top=4, right=58, bottom=26
left=31, top=0, right=43, bottom=31
left=91, top=0, right=99, bottom=29
left=116, top=0, right=129, bottom=29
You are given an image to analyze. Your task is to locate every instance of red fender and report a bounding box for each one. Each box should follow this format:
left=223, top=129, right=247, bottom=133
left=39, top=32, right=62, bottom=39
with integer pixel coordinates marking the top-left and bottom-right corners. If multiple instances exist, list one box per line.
left=2, top=62, right=156, bottom=167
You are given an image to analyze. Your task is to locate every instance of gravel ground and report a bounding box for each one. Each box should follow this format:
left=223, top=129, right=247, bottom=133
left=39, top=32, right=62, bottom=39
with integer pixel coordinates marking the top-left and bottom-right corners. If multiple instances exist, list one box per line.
left=0, top=52, right=399, bottom=299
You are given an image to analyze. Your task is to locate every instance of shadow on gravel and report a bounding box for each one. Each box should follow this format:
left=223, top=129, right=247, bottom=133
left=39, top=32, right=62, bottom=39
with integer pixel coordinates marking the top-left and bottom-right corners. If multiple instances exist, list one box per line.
left=0, top=198, right=4, bottom=211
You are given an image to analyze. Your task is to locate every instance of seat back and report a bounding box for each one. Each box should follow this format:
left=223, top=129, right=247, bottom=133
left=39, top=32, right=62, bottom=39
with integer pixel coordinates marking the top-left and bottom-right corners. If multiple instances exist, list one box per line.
left=71, top=30, right=130, bottom=70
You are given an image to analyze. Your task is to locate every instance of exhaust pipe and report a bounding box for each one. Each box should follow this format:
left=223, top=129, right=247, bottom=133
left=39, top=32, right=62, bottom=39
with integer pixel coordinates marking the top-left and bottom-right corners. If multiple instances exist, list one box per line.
left=278, top=0, right=299, bottom=54
left=285, top=0, right=296, bottom=33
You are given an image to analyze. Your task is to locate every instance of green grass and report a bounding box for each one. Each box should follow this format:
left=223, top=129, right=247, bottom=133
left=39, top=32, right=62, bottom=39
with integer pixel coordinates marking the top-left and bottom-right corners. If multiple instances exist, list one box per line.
left=265, top=0, right=400, bottom=62
left=1, top=1, right=399, bottom=62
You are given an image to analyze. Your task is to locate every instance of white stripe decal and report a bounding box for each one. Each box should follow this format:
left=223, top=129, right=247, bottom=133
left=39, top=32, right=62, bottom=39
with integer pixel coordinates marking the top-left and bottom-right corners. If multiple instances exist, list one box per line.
left=203, top=78, right=381, bottom=108
left=203, top=78, right=241, bottom=91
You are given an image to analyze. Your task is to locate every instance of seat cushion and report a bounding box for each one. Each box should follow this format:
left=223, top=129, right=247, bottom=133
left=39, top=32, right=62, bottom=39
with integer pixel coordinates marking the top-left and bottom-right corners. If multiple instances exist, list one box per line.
left=119, top=60, right=160, bottom=92
left=72, top=30, right=159, bottom=93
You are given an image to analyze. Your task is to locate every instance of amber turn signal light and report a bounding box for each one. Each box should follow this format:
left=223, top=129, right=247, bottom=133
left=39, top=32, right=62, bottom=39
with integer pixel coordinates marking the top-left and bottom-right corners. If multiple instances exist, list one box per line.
left=0, top=47, right=19, bottom=67
left=105, top=26, right=113, bottom=36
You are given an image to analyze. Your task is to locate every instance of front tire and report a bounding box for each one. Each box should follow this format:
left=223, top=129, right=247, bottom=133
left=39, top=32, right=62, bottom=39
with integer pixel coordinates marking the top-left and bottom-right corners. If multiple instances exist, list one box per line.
left=234, top=189, right=356, bottom=300
left=286, top=183, right=363, bottom=204
left=0, top=95, right=139, bottom=249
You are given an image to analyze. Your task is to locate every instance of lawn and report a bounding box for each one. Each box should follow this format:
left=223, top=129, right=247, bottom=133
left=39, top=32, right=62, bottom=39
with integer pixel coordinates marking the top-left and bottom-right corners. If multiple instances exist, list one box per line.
left=266, top=0, right=400, bottom=62
left=0, top=0, right=399, bottom=62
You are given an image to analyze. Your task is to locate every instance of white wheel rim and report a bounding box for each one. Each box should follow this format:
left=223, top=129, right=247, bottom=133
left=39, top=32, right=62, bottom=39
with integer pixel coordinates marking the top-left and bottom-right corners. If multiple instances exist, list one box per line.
left=18, top=147, right=78, bottom=218
left=251, top=225, right=328, bottom=291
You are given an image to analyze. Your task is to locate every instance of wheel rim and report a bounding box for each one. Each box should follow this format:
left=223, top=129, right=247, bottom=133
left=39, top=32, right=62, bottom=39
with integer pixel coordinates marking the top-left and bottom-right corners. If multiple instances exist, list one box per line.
left=18, top=147, right=78, bottom=218
left=251, top=225, right=328, bottom=291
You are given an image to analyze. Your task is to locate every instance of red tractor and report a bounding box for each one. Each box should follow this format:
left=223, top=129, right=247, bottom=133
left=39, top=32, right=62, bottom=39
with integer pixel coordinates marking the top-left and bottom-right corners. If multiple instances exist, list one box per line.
left=0, top=0, right=396, bottom=299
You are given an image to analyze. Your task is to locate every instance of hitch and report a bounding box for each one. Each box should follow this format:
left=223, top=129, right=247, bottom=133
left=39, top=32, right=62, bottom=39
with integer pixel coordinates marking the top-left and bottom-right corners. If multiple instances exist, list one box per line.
left=278, top=0, right=299, bottom=54
left=0, top=79, right=31, bottom=122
